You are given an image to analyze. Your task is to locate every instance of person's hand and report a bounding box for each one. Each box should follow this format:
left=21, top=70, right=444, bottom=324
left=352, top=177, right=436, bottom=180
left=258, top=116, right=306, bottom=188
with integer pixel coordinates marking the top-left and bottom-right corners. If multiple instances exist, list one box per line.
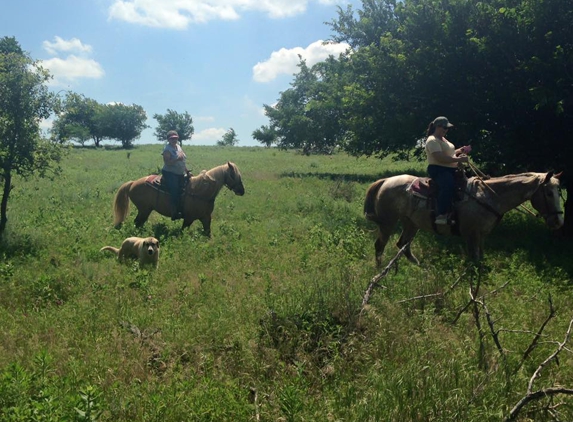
left=461, top=145, right=472, bottom=154
left=457, top=154, right=469, bottom=163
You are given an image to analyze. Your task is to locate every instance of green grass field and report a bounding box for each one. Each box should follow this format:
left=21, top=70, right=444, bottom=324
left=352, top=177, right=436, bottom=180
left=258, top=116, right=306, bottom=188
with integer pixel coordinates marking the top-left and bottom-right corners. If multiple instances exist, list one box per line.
left=0, top=145, right=572, bottom=421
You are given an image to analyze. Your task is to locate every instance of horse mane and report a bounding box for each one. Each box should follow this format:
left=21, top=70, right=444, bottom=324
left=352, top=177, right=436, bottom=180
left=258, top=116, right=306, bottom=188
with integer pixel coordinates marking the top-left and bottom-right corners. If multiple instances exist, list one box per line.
left=187, top=162, right=241, bottom=198
left=188, top=170, right=218, bottom=197
left=481, top=172, right=542, bottom=191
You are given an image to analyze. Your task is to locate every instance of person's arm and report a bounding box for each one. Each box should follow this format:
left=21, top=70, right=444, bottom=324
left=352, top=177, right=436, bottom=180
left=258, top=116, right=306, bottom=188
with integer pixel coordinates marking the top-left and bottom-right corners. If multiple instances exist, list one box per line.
left=431, top=151, right=468, bottom=164
left=163, top=150, right=179, bottom=165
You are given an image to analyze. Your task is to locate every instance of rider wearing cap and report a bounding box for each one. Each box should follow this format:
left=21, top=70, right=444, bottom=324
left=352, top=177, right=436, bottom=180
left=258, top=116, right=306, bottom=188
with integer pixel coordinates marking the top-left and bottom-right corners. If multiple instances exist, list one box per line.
left=162, top=130, right=187, bottom=220
left=424, top=116, right=470, bottom=225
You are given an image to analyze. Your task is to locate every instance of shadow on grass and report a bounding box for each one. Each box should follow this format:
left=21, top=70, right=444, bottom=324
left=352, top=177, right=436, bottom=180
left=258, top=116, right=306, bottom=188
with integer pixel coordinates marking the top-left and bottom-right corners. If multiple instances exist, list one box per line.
left=279, top=168, right=426, bottom=184
left=0, top=232, right=43, bottom=259
left=371, top=216, right=573, bottom=280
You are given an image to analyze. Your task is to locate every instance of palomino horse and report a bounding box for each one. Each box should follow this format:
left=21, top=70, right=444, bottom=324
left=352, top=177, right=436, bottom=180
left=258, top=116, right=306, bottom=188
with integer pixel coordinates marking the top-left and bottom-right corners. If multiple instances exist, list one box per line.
left=112, top=161, right=245, bottom=235
left=364, top=172, right=563, bottom=265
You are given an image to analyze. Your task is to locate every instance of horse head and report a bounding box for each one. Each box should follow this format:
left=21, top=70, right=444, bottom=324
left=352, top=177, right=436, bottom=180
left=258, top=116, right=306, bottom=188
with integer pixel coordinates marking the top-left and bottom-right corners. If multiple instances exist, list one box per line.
left=530, top=172, right=564, bottom=230
left=224, top=162, right=245, bottom=196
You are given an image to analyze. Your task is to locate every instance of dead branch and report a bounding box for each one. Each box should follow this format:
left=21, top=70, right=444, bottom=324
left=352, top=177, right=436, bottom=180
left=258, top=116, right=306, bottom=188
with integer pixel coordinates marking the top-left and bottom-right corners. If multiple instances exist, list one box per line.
left=398, top=264, right=471, bottom=304
left=452, top=275, right=510, bottom=325
left=513, top=295, right=556, bottom=375
left=397, top=293, right=443, bottom=303
left=361, top=243, right=410, bottom=311
left=249, top=387, right=260, bottom=422
left=505, top=317, right=573, bottom=422
left=475, top=296, right=507, bottom=370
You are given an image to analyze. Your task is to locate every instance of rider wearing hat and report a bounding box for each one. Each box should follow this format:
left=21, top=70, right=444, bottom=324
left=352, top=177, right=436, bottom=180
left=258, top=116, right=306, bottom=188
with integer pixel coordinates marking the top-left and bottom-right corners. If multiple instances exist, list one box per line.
left=424, top=116, right=470, bottom=225
left=162, top=130, right=187, bottom=220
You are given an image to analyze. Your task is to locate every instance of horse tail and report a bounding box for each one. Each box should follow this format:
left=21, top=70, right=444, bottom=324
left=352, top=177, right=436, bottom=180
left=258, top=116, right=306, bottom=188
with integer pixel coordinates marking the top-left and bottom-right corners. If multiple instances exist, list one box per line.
left=113, top=181, right=133, bottom=228
left=364, top=179, right=385, bottom=223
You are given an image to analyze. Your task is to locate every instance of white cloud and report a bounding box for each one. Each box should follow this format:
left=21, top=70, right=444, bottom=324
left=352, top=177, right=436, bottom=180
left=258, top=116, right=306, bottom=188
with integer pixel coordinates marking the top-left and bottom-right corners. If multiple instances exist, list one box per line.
left=253, top=40, right=350, bottom=83
left=40, top=37, right=105, bottom=87
left=42, top=55, right=105, bottom=86
left=43, top=36, right=93, bottom=56
left=108, top=0, right=325, bottom=27
left=196, top=116, right=215, bottom=122
left=193, top=127, right=226, bottom=142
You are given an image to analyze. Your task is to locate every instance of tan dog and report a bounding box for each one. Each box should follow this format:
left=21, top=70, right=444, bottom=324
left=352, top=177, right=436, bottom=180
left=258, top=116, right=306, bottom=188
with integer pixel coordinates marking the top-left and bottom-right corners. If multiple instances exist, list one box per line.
left=100, top=236, right=160, bottom=268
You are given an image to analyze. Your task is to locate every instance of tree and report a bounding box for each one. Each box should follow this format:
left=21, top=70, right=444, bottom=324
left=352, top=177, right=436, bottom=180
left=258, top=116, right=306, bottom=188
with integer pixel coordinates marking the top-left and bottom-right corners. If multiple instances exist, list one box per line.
left=261, top=58, right=346, bottom=154
left=252, top=125, right=276, bottom=147
left=266, top=0, right=573, bottom=233
left=217, top=128, right=239, bottom=146
left=104, top=103, right=149, bottom=148
left=0, top=37, right=66, bottom=234
left=153, top=109, right=194, bottom=144
left=51, top=93, right=108, bottom=147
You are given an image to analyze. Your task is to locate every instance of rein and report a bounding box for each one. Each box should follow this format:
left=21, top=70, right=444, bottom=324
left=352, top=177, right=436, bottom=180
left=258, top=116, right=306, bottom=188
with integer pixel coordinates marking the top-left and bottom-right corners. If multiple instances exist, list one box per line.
left=466, top=159, right=563, bottom=221
left=463, top=184, right=504, bottom=221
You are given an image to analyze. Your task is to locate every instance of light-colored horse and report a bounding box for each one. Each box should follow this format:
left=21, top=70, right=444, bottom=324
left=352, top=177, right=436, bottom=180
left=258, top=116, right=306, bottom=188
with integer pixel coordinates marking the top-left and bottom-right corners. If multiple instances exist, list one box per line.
left=364, top=172, right=563, bottom=264
left=113, top=161, right=245, bottom=235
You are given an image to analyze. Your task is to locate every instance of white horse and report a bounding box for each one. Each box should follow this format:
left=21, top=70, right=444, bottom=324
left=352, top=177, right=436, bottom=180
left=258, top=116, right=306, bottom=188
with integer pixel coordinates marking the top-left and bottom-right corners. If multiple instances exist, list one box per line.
left=364, top=172, right=563, bottom=264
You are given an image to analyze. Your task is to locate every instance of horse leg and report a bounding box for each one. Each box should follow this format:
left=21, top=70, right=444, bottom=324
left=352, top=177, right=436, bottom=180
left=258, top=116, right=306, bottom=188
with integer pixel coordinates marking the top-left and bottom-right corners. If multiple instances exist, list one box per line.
left=134, top=207, right=152, bottom=228
left=396, top=221, right=419, bottom=265
left=181, top=216, right=195, bottom=230
left=374, top=225, right=392, bottom=267
left=466, top=234, right=483, bottom=263
left=199, top=216, right=212, bottom=237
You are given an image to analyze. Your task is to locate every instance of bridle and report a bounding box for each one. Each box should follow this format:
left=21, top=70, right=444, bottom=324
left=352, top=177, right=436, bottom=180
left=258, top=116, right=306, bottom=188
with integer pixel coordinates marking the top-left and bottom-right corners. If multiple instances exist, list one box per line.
left=467, top=160, right=563, bottom=222
left=224, top=169, right=243, bottom=194
left=535, top=182, right=564, bottom=220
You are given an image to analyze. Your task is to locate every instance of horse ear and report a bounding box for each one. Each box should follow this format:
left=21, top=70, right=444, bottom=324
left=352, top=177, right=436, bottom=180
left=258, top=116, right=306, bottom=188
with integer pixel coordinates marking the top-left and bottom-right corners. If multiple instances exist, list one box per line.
left=227, top=161, right=235, bottom=175
left=543, top=172, right=554, bottom=184
left=554, top=171, right=563, bottom=180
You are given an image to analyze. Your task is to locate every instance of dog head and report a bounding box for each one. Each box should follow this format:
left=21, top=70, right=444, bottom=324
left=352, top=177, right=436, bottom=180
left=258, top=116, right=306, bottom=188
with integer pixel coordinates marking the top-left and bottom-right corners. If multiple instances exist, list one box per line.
left=143, top=237, right=160, bottom=255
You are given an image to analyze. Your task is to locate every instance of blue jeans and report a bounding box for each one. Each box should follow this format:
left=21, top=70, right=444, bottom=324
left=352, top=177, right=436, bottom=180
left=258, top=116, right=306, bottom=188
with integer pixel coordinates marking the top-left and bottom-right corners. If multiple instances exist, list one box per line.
left=162, top=170, right=184, bottom=212
left=427, top=165, right=456, bottom=215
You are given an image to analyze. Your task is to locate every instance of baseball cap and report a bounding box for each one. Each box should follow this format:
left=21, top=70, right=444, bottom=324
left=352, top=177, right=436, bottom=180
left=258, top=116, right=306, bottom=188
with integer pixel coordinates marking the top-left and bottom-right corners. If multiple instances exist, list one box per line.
left=432, top=116, right=454, bottom=128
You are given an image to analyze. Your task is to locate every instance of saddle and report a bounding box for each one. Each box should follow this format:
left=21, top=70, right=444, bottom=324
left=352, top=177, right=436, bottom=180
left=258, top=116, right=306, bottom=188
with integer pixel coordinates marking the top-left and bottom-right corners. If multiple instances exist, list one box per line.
left=145, top=171, right=217, bottom=199
left=145, top=173, right=190, bottom=195
left=407, top=169, right=468, bottom=201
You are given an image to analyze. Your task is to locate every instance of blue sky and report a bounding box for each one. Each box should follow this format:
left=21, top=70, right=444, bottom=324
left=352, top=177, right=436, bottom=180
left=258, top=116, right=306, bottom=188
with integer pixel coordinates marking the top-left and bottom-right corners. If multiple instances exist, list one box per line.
left=2, top=0, right=355, bottom=146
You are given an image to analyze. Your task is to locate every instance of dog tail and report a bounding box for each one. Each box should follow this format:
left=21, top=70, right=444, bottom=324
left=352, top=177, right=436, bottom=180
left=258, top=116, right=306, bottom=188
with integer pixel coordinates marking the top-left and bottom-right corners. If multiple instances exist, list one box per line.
left=113, top=181, right=133, bottom=228
left=100, top=246, right=120, bottom=255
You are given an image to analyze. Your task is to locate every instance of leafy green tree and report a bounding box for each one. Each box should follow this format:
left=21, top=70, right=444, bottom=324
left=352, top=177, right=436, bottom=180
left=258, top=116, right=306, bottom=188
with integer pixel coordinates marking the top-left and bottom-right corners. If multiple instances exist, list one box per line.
left=153, top=109, right=194, bottom=144
left=0, top=37, right=66, bottom=234
left=261, top=58, right=346, bottom=154
left=52, top=93, right=108, bottom=147
left=252, top=125, right=276, bottom=147
left=267, top=0, right=573, bottom=232
left=104, top=103, right=149, bottom=148
left=217, top=128, right=239, bottom=146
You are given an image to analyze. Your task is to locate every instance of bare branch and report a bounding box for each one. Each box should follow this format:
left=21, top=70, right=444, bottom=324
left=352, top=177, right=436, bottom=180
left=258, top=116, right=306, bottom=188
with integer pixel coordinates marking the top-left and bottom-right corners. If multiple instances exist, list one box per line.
left=505, top=318, right=573, bottom=422
left=505, top=387, right=573, bottom=422
left=361, top=242, right=410, bottom=311
left=514, top=295, right=556, bottom=374
left=528, top=318, right=573, bottom=394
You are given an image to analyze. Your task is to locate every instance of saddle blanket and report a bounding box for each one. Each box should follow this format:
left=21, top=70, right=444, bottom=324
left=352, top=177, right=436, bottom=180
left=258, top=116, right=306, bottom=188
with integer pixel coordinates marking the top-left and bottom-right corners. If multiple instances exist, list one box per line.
left=406, top=177, right=474, bottom=200
left=145, top=174, right=165, bottom=191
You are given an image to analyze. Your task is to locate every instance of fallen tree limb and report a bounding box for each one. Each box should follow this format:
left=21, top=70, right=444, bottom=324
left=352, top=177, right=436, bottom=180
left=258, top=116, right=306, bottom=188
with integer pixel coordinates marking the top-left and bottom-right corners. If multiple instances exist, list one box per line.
left=505, top=317, right=573, bottom=422
left=361, top=243, right=410, bottom=312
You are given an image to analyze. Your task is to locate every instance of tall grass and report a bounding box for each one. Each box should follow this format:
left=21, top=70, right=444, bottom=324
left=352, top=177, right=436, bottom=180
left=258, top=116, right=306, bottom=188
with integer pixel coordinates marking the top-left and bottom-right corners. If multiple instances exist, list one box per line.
left=0, top=145, right=572, bottom=420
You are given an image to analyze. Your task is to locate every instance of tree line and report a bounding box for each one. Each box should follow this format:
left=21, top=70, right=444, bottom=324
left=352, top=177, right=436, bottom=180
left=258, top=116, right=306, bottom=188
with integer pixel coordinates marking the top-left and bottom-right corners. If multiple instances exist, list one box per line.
left=253, top=0, right=573, bottom=233
left=51, top=94, right=195, bottom=149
